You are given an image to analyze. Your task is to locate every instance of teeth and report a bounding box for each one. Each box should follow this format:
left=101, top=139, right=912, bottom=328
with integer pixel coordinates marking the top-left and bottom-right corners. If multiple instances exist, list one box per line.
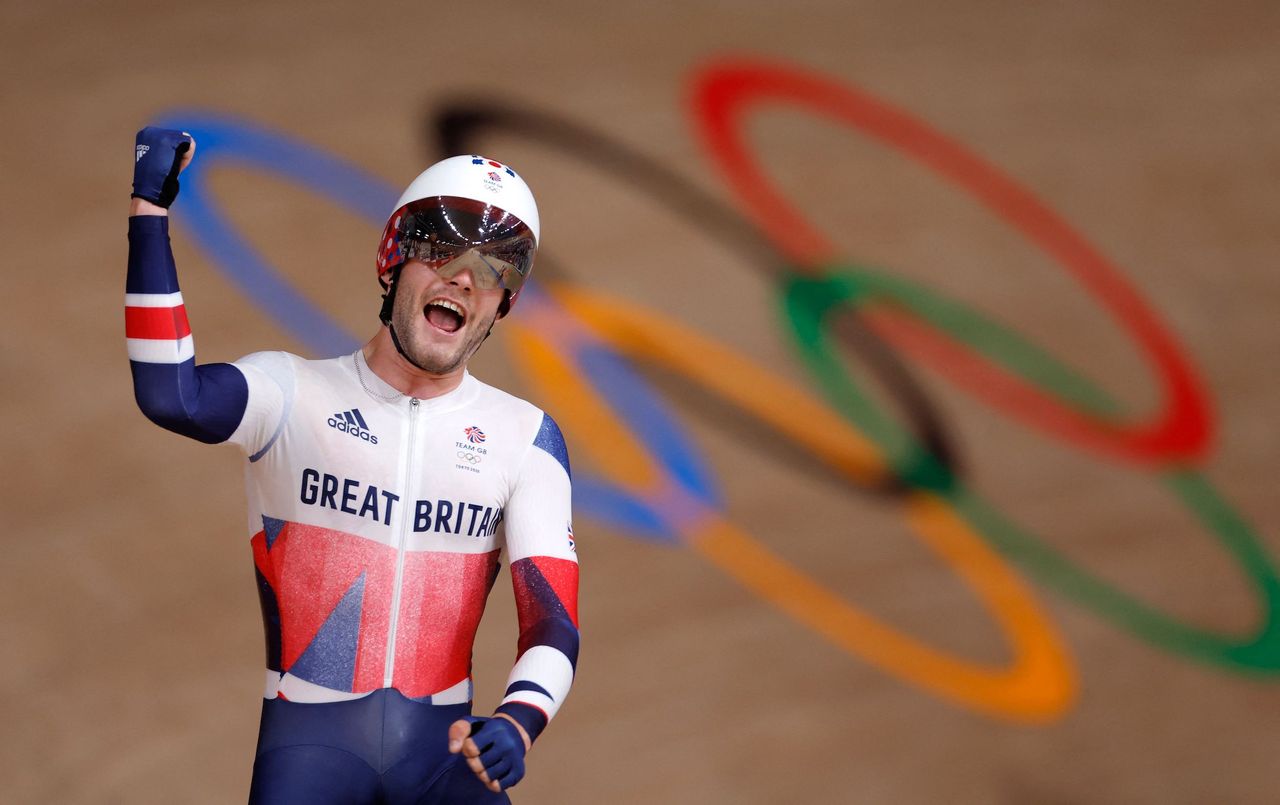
left=429, top=299, right=465, bottom=318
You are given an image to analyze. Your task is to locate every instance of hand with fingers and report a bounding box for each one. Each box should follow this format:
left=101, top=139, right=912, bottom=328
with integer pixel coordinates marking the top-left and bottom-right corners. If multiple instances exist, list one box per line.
left=131, top=126, right=195, bottom=214
left=448, top=715, right=532, bottom=794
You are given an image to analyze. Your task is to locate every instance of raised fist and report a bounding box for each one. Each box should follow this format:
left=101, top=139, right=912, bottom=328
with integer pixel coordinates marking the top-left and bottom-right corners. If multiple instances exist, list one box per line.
left=132, top=126, right=195, bottom=208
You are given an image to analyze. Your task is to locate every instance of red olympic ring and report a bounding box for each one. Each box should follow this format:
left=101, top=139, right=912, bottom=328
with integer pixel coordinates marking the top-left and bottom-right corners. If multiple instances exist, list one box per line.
left=690, top=59, right=1213, bottom=467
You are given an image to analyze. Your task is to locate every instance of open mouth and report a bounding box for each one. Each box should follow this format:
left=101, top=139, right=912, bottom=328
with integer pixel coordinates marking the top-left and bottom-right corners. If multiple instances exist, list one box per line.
left=424, top=298, right=466, bottom=334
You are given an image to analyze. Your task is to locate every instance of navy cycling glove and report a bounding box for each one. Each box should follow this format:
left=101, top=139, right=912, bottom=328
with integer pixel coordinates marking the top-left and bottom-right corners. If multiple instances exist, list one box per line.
left=132, top=126, right=192, bottom=208
left=468, top=717, right=527, bottom=791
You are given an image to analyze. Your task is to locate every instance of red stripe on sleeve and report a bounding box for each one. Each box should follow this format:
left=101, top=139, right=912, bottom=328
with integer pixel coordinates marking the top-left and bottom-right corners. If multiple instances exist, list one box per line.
left=125, top=305, right=192, bottom=340
left=530, top=557, right=579, bottom=628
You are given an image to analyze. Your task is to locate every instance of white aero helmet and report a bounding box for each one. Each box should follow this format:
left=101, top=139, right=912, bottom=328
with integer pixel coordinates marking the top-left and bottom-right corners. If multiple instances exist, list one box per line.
left=376, top=155, right=540, bottom=314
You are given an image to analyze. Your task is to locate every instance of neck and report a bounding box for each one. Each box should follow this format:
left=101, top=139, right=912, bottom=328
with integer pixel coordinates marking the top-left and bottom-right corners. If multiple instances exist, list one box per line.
left=362, top=328, right=467, bottom=399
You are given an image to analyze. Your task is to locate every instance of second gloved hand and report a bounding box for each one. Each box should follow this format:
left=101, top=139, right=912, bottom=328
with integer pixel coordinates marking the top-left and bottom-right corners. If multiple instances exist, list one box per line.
left=448, top=716, right=528, bottom=792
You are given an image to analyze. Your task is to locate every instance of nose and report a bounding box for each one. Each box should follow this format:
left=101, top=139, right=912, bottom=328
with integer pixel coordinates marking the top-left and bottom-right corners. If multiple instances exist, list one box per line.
left=445, top=267, right=474, bottom=292
left=435, top=256, right=478, bottom=292
left=435, top=249, right=502, bottom=293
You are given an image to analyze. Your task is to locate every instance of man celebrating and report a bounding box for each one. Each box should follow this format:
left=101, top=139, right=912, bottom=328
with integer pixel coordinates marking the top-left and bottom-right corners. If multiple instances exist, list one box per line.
left=126, top=127, right=579, bottom=803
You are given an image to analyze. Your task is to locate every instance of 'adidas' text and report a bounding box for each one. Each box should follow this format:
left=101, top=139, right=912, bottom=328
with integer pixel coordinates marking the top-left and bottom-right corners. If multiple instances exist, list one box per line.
left=328, top=408, right=378, bottom=444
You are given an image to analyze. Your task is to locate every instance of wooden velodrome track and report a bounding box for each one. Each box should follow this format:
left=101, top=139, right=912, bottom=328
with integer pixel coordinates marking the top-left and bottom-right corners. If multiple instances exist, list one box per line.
left=5, top=1, right=1279, bottom=802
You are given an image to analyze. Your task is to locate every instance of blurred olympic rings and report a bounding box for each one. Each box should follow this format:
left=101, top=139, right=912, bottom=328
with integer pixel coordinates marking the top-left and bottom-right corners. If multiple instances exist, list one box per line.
left=155, top=57, right=1279, bottom=724
left=687, top=58, right=1280, bottom=671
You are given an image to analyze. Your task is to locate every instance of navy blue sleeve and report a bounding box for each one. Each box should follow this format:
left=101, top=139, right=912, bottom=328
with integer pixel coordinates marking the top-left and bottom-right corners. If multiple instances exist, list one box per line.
left=125, top=215, right=248, bottom=443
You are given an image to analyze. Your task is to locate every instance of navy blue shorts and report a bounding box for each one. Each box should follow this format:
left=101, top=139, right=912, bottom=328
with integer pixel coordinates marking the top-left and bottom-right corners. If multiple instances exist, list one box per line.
left=248, top=689, right=510, bottom=804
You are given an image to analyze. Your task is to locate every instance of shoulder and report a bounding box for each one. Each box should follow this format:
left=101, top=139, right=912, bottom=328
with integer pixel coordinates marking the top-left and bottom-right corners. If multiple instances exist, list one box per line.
left=467, top=375, right=548, bottom=429
left=233, top=352, right=361, bottom=405
left=234, top=349, right=302, bottom=375
left=234, top=351, right=359, bottom=384
left=468, top=376, right=570, bottom=468
left=231, top=350, right=299, bottom=392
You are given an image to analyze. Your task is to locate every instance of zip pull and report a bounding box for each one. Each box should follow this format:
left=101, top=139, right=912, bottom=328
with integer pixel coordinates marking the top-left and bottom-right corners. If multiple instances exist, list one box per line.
left=410, top=397, right=420, bottom=408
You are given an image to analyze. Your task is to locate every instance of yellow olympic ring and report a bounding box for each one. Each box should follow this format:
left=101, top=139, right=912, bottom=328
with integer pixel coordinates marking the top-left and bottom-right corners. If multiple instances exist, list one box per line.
left=504, top=282, right=1076, bottom=721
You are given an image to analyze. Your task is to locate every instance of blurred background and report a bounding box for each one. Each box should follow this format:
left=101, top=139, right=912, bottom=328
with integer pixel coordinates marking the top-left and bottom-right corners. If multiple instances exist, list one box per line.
left=4, top=1, right=1280, bottom=802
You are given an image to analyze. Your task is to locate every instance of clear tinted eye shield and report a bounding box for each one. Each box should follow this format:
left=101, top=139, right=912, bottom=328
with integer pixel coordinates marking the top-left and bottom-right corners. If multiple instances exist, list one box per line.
left=393, top=198, right=536, bottom=295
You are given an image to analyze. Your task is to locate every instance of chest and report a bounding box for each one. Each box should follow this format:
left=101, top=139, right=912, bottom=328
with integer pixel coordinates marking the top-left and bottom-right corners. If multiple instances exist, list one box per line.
left=257, top=389, right=522, bottom=548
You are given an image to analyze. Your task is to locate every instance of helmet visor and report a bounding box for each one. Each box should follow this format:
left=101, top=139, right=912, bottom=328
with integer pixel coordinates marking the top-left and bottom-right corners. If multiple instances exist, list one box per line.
left=397, top=196, right=535, bottom=294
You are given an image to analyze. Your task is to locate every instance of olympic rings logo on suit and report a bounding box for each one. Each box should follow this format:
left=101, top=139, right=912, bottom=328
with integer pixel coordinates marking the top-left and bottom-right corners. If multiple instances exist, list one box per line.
left=155, top=56, right=1280, bottom=723
left=457, top=451, right=483, bottom=464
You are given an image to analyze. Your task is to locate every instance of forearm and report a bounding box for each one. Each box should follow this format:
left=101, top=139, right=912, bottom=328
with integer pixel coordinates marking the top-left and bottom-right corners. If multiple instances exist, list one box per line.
left=495, top=555, right=580, bottom=744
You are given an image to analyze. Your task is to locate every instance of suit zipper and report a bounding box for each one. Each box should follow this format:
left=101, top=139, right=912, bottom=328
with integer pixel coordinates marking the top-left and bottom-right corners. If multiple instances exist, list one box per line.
left=383, top=396, right=420, bottom=688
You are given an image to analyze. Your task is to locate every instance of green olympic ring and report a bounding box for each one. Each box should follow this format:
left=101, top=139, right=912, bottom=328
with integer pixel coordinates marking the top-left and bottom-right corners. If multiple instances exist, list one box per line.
left=783, top=266, right=1280, bottom=670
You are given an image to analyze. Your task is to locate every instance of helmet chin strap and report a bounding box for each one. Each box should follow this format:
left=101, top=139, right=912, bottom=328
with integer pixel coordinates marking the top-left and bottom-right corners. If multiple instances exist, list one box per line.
left=378, top=264, right=434, bottom=373
left=388, top=322, right=432, bottom=373
left=377, top=264, right=401, bottom=327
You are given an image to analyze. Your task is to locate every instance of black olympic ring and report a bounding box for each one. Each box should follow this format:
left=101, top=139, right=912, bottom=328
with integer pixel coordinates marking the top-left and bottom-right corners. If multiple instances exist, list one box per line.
left=426, top=100, right=962, bottom=494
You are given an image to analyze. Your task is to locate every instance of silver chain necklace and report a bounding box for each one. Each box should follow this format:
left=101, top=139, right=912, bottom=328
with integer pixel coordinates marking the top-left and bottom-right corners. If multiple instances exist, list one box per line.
left=354, top=351, right=404, bottom=402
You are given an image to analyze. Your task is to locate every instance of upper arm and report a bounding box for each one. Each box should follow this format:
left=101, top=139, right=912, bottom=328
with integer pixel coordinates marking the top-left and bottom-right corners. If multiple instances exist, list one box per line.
left=129, top=359, right=249, bottom=444
left=128, top=349, right=294, bottom=454
left=226, top=351, right=296, bottom=460
left=505, top=412, right=576, bottom=564
left=504, top=412, right=579, bottom=651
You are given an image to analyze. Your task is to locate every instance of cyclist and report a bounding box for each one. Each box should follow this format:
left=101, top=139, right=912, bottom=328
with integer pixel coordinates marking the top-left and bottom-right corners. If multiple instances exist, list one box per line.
left=126, top=127, right=578, bottom=803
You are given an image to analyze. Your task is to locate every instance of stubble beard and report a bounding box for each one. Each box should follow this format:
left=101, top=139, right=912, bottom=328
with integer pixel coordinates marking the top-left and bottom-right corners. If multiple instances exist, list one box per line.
left=391, top=294, right=496, bottom=375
